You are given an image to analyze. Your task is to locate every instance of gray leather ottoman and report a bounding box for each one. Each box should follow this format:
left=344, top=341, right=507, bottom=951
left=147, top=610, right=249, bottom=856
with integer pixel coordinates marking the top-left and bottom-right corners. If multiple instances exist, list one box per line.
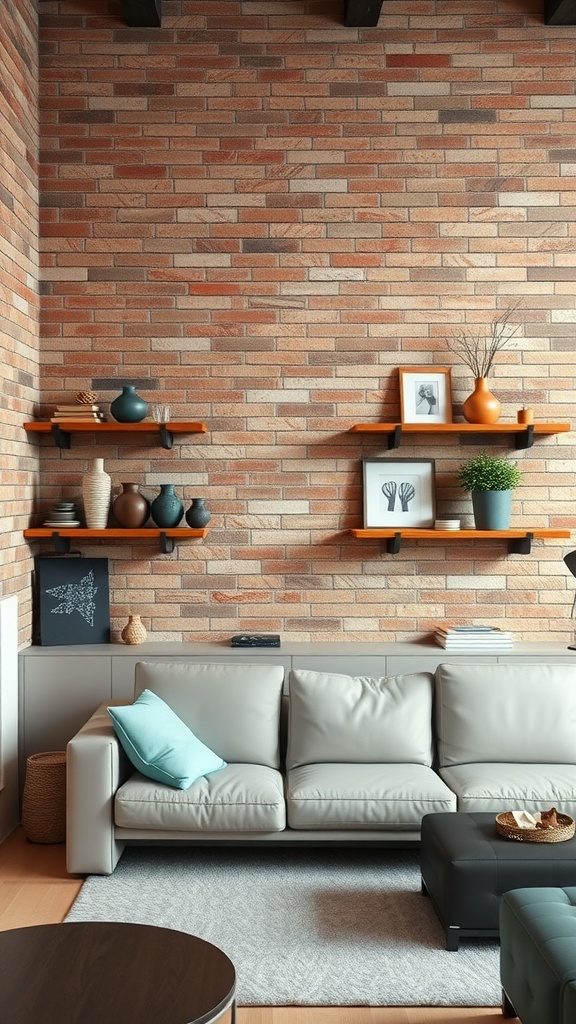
left=420, top=812, right=576, bottom=950
left=500, top=887, right=576, bottom=1024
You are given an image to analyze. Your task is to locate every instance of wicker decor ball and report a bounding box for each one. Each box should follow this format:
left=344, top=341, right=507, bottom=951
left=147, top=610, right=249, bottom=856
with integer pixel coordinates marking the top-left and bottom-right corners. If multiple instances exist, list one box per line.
left=75, top=390, right=98, bottom=405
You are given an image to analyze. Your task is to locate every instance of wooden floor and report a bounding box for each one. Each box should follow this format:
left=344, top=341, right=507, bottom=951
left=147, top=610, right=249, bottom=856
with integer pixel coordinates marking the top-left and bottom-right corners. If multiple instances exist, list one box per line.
left=0, top=827, right=503, bottom=1024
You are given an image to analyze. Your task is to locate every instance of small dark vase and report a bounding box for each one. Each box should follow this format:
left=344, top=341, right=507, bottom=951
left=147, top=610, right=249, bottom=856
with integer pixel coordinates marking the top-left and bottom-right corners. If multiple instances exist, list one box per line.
left=110, top=384, right=148, bottom=423
left=185, top=497, right=211, bottom=529
left=150, top=484, right=184, bottom=528
left=113, top=483, right=150, bottom=528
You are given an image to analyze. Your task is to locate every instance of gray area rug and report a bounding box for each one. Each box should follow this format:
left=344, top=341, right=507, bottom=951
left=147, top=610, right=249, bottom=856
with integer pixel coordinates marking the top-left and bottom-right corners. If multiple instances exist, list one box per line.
left=65, top=847, right=500, bottom=1006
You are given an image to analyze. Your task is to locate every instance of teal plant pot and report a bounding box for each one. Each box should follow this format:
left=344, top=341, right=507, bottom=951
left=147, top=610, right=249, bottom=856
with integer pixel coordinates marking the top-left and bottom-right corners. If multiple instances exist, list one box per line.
left=471, top=490, right=512, bottom=530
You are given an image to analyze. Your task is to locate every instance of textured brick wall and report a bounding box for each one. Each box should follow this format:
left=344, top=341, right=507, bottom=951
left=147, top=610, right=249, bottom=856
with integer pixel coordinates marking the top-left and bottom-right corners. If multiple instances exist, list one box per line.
left=34, top=0, right=576, bottom=644
left=1, top=0, right=39, bottom=645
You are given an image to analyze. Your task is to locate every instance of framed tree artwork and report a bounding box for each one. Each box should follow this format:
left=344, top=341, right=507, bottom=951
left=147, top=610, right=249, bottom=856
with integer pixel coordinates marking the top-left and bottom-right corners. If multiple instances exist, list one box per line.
left=398, top=367, right=453, bottom=424
left=35, top=557, right=111, bottom=646
left=362, top=458, right=436, bottom=528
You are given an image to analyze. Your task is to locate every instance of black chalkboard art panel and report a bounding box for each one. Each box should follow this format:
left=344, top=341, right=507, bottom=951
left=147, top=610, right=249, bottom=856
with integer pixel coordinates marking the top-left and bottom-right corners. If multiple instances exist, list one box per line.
left=36, top=557, right=111, bottom=646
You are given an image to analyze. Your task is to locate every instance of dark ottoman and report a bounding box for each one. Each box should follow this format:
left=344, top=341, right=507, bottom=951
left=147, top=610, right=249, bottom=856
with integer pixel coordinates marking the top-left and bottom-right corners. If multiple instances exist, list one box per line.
left=500, top=887, right=576, bottom=1024
left=420, top=812, right=576, bottom=950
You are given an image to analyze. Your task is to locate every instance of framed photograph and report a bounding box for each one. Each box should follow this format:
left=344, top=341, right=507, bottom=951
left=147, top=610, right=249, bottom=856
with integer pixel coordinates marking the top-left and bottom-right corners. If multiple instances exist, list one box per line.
left=35, top=556, right=111, bottom=646
left=398, top=367, right=453, bottom=424
left=362, top=458, right=436, bottom=528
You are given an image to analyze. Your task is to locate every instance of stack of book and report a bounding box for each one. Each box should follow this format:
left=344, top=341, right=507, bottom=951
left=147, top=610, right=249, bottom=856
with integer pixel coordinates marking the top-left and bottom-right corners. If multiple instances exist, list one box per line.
left=50, top=403, right=106, bottom=424
left=434, top=624, right=514, bottom=650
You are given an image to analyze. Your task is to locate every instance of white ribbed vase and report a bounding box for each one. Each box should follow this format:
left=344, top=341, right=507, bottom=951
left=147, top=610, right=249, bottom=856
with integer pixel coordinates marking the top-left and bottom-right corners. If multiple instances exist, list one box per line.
left=82, top=457, right=111, bottom=529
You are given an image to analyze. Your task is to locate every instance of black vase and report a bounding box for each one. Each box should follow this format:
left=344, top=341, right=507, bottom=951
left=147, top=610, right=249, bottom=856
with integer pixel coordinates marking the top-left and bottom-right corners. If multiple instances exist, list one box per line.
left=110, top=385, right=148, bottom=423
left=150, top=484, right=184, bottom=528
left=185, top=497, right=211, bottom=529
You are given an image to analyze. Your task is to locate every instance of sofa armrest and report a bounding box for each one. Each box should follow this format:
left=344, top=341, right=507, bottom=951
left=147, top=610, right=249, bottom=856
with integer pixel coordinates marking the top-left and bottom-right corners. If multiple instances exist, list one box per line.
left=66, top=703, right=131, bottom=876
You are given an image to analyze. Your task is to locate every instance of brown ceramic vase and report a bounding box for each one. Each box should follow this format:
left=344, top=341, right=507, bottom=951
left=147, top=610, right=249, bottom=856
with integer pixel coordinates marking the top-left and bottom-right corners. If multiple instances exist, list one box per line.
left=113, top=483, right=150, bottom=528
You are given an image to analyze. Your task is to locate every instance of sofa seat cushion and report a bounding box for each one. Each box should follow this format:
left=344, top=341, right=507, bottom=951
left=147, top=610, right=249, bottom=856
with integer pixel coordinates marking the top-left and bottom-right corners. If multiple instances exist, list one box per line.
left=286, top=763, right=456, bottom=830
left=439, top=762, right=576, bottom=815
left=114, top=763, right=286, bottom=832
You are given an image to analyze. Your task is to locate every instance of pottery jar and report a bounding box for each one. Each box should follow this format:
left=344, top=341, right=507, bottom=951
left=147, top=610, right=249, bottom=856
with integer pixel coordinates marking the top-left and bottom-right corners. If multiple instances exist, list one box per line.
left=150, top=484, right=184, bottom=528
left=110, top=384, right=148, bottom=423
left=113, top=483, right=150, bottom=529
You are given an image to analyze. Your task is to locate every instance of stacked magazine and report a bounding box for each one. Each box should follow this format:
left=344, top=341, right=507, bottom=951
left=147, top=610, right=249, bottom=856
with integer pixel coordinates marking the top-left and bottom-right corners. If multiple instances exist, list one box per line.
left=434, top=624, right=514, bottom=650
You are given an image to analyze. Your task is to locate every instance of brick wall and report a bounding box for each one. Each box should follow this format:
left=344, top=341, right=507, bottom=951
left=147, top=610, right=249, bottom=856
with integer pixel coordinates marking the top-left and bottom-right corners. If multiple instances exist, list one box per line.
left=33, top=0, right=576, bottom=644
left=1, top=0, right=39, bottom=645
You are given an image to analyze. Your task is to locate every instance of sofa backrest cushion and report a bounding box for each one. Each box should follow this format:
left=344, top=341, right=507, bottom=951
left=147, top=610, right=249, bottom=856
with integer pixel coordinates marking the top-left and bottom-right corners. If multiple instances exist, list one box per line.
left=134, top=662, right=284, bottom=767
left=436, top=662, right=576, bottom=766
left=286, top=668, right=435, bottom=769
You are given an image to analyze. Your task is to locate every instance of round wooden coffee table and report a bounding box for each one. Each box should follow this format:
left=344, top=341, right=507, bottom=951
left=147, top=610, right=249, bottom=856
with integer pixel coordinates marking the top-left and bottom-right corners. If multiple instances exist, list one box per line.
left=0, top=921, right=236, bottom=1024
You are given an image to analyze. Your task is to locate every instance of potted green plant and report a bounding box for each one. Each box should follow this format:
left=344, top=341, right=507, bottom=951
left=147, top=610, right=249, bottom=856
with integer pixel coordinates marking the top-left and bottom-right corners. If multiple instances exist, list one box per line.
left=456, top=452, right=523, bottom=530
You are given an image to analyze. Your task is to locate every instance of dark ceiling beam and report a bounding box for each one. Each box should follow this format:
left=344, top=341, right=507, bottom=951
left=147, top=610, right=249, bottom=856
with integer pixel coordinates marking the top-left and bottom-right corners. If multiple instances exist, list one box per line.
left=121, top=0, right=162, bottom=28
left=344, top=0, right=384, bottom=28
left=544, top=0, right=576, bottom=23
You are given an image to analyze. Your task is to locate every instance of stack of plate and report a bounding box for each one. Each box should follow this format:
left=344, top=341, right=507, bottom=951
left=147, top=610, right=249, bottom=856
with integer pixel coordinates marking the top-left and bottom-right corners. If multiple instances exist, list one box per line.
left=434, top=519, right=461, bottom=531
left=43, top=502, right=80, bottom=528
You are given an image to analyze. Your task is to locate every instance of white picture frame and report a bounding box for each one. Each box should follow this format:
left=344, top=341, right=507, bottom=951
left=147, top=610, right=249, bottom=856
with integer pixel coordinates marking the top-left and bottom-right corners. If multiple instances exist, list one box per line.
left=362, top=458, right=436, bottom=528
left=399, top=367, right=453, bottom=424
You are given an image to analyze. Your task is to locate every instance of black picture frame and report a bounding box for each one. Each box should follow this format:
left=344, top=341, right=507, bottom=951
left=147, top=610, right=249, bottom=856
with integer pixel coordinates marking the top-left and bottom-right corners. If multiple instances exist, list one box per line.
left=35, top=557, right=111, bottom=646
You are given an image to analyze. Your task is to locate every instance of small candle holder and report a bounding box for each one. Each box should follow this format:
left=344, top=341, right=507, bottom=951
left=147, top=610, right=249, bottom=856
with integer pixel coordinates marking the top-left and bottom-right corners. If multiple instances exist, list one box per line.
left=517, top=407, right=534, bottom=425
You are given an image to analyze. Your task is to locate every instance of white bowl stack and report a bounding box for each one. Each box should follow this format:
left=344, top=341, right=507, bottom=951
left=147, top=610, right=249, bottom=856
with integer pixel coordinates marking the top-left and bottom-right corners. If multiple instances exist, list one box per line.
left=434, top=519, right=461, bottom=531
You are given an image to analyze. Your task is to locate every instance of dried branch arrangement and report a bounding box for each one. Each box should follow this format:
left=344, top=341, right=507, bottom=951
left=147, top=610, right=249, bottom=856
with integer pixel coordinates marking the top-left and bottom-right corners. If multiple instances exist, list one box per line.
left=446, top=305, right=521, bottom=378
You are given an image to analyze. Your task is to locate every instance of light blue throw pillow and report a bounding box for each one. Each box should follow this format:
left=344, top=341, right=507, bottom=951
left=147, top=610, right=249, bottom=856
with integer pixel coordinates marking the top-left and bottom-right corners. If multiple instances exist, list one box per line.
left=108, top=689, right=226, bottom=790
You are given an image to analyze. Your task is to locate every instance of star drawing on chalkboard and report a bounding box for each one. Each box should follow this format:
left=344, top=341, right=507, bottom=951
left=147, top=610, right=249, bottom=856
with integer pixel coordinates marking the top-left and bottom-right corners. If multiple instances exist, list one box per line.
left=46, top=569, right=98, bottom=627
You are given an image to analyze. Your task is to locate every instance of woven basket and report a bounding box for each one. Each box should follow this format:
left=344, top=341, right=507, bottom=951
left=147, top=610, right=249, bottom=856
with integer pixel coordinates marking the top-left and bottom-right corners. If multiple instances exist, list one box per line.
left=21, top=751, right=66, bottom=844
left=495, top=810, right=575, bottom=844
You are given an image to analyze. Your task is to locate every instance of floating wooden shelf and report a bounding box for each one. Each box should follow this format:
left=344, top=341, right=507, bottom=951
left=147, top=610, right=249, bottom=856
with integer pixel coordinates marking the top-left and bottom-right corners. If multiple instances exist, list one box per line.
left=23, top=420, right=208, bottom=450
left=350, top=527, right=570, bottom=555
left=23, top=527, right=208, bottom=555
left=349, top=422, right=571, bottom=450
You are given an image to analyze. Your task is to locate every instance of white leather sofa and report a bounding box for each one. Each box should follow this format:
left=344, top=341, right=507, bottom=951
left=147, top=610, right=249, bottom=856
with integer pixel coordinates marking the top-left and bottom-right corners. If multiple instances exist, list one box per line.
left=66, top=660, right=576, bottom=875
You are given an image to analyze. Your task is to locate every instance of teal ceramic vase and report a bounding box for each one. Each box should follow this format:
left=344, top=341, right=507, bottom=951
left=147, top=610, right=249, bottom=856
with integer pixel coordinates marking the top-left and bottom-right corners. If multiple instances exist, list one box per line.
left=150, top=484, right=184, bottom=528
left=185, top=498, right=211, bottom=529
left=110, top=385, right=148, bottom=423
left=471, top=490, right=512, bottom=530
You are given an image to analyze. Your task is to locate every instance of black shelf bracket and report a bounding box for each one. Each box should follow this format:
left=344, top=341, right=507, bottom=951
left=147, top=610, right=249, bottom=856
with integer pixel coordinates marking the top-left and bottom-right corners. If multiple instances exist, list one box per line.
left=388, top=425, right=402, bottom=450
left=509, top=532, right=534, bottom=555
left=385, top=532, right=402, bottom=555
left=50, top=424, right=71, bottom=449
left=515, top=424, right=535, bottom=450
left=159, top=424, right=174, bottom=450
left=49, top=531, right=71, bottom=554
left=159, top=532, right=175, bottom=554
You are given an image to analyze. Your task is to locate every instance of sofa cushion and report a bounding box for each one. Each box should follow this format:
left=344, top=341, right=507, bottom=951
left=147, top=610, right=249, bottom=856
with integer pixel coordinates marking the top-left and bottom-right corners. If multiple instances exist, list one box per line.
left=108, top=689, right=226, bottom=790
left=286, top=762, right=456, bottom=830
left=287, top=668, right=434, bottom=770
left=438, top=762, right=576, bottom=815
left=134, top=661, right=284, bottom=768
left=114, top=763, right=286, bottom=832
left=435, top=663, right=576, bottom=767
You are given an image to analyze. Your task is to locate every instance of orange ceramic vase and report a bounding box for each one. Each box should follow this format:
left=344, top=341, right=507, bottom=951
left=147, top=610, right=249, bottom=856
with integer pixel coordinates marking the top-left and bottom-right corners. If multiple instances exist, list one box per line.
left=462, top=377, right=501, bottom=424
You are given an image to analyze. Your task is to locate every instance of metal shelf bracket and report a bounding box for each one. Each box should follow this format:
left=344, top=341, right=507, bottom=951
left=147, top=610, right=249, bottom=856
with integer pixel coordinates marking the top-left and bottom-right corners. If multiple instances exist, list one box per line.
left=159, top=532, right=175, bottom=554
left=50, top=424, right=71, bottom=449
left=515, top=425, right=535, bottom=450
left=388, top=425, right=402, bottom=450
left=385, top=532, right=402, bottom=555
left=159, top=424, right=174, bottom=449
left=509, top=532, right=534, bottom=555
left=50, top=531, right=71, bottom=554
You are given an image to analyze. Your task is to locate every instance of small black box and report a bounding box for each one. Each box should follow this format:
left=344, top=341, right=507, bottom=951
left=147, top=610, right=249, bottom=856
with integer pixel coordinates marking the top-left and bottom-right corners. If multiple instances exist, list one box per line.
left=230, top=634, right=281, bottom=648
